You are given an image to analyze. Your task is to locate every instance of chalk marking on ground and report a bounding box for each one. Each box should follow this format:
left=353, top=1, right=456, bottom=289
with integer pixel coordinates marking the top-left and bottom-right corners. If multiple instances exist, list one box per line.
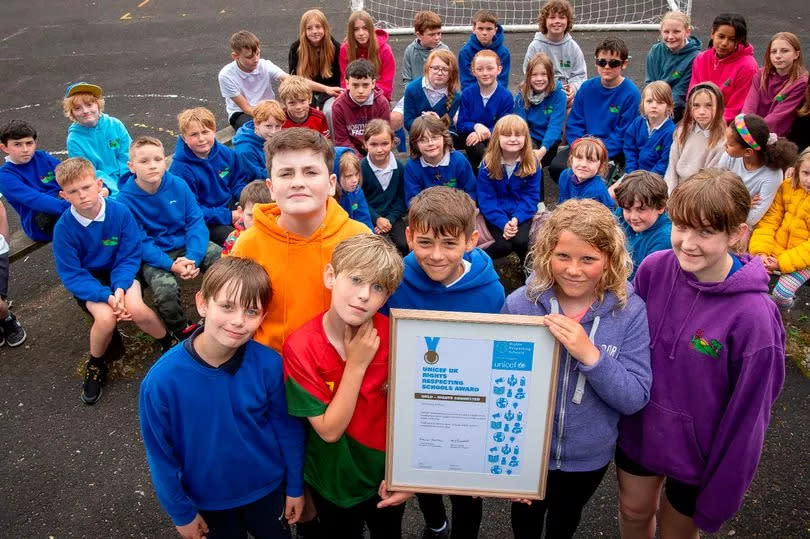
left=120, top=12, right=132, bottom=20
left=132, top=123, right=178, bottom=137
left=105, top=93, right=209, bottom=103
left=0, top=27, right=28, bottom=43
left=137, top=0, right=151, bottom=7
left=0, top=103, right=40, bottom=114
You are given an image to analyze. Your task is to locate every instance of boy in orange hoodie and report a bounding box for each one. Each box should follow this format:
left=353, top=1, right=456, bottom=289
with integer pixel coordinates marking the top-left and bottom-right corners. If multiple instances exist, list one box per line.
left=230, top=128, right=370, bottom=352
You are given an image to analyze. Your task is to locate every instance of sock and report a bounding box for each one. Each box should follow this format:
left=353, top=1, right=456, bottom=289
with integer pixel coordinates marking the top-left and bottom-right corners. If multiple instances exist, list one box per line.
left=157, top=333, right=174, bottom=352
left=88, top=354, right=103, bottom=366
left=430, top=522, right=448, bottom=533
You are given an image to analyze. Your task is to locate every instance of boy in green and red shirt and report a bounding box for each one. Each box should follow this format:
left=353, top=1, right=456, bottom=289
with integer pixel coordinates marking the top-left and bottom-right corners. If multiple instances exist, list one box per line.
left=282, top=234, right=410, bottom=538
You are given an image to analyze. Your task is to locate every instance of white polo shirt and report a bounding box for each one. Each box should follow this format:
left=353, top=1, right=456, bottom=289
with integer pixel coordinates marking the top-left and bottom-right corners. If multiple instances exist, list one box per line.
left=218, top=59, right=286, bottom=116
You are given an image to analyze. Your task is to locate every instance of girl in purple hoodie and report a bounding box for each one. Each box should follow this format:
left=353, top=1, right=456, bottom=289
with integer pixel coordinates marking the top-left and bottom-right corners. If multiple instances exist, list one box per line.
left=617, top=170, right=785, bottom=537
left=503, top=199, right=652, bottom=539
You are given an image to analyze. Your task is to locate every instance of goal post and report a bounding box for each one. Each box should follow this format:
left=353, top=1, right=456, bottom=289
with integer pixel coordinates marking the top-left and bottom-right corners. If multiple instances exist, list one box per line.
left=350, top=0, right=693, bottom=34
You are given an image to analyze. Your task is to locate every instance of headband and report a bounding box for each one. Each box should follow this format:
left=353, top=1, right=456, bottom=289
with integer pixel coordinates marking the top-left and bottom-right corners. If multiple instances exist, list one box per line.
left=734, top=114, right=760, bottom=151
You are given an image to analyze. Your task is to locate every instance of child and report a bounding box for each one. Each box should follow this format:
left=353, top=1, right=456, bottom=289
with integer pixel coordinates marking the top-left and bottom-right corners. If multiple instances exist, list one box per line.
left=387, top=186, right=505, bottom=539
left=52, top=157, right=172, bottom=405
left=623, top=81, right=676, bottom=176
left=331, top=59, right=391, bottom=156
left=719, top=113, right=798, bottom=228
left=288, top=9, right=342, bottom=110
left=458, top=9, right=511, bottom=89
left=63, top=82, right=131, bottom=196
left=229, top=128, right=370, bottom=353
left=645, top=11, right=701, bottom=122
left=613, top=170, right=672, bottom=278
left=119, top=136, right=222, bottom=339
left=477, top=115, right=542, bottom=263
left=403, top=49, right=461, bottom=135
left=0, top=120, right=69, bottom=241
left=360, top=120, right=408, bottom=254
left=140, top=257, right=306, bottom=539
left=514, top=52, right=567, bottom=167
left=522, top=0, right=587, bottom=107
left=0, top=195, right=27, bottom=347
left=688, top=13, right=758, bottom=122
left=232, top=99, right=285, bottom=180
left=283, top=235, right=410, bottom=537
left=790, top=87, right=810, bottom=153
left=558, top=136, right=615, bottom=209
left=335, top=149, right=374, bottom=230
left=279, top=75, right=330, bottom=138
left=456, top=50, right=514, bottom=172
left=223, top=180, right=272, bottom=255
left=339, top=11, right=396, bottom=102
left=169, top=107, right=252, bottom=245
left=504, top=198, right=651, bottom=539
left=664, top=82, right=727, bottom=193
left=743, top=32, right=809, bottom=137
left=617, top=170, right=785, bottom=536
left=404, top=115, right=477, bottom=206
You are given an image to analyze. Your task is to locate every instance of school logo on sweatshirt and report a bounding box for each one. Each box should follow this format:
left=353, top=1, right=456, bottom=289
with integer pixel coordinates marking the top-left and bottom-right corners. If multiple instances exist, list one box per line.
left=655, top=144, right=662, bottom=152
left=544, top=105, right=554, bottom=115
left=560, top=59, right=572, bottom=68
left=40, top=171, right=55, bottom=184
left=218, top=167, right=230, bottom=179
left=102, top=236, right=119, bottom=247
left=351, top=202, right=358, bottom=211
left=671, top=70, right=682, bottom=79
left=775, top=93, right=787, bottom=102
left=609, top=104, right=621, bottom=114
left=690, top=329, right=723, bottom=358
left=445, top=178, right=458, bottom=189
left=723, top=79, right=732, bottom=87
left=108, top=138, right=120, bottom=149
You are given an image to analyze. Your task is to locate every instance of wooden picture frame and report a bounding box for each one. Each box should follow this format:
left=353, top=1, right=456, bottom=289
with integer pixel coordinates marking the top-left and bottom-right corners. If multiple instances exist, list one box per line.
left=385, top=309, right=560, bottom=500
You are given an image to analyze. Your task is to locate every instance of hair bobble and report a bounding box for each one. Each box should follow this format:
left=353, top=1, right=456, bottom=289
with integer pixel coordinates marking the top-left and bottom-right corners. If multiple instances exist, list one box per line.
left=767, top=132, right=778, bottom=146
left=734, top=114, right=761, bottom=151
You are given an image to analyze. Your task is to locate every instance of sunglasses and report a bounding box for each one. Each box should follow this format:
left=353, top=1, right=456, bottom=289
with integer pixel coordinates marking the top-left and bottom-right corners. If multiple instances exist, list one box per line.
left=595, top=58, right=624, bottom=68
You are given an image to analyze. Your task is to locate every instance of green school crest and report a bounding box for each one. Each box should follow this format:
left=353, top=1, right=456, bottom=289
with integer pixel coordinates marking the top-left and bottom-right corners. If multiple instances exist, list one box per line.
left=108, top=139, right=120, bottom=149
left=544, top=106, right=554, bottom=115
left=40, top=171, right=55, bottom=184
left=775, top=93, right=786, bottom=102
left=671, top=70, right=682, bottom=79
left=219, top=167, right=230, bottom=179
left=446, top=178, right=458, bottom=188
left=690, top=329, right=724, bottom=359
left=655, top=144, right=662, bottom=152
left=609, top=105, right=620, bottom=114
left=102, top=236, right=119, bottom=247
left=351, top=202, right=358, bottom=211
left=723, top=79, right=732, bottom=87
left=560, top=59, right=572, bottom=68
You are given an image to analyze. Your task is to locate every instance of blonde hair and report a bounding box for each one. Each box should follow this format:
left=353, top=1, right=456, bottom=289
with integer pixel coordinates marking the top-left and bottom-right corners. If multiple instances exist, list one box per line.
left=568, top=136, right=609, bottom=177
left=331, top=234, right=404, bottom=294
left=279, top=75, right=313, bottom=104
left=128, top=136, right=164, bottom=160
left=641, top=80, right=674, bottom=116
left=253, top=100, right=286, bottom=124
left=659, top=10, right=690, bottom=30
left=678, top=82, right=725, bottom=148
left=520, top=53, right=555, bottom=109
left=408, top=186, right=476, bottom=238
left=528, top=199, right=631, bottom=306
left=346, top=11, right=381, bottom=74
left=55, top=157, right=96, bottom=188
left=201, top=257, right=271, bottom=312
left=177, top=107, right=216, bottom=134
left=338, top=151, right=362, bottom=185
left=791, top=148, right=810, bottom=189
left=668, top=169, right=751, bottom=233
left=62, top=93, right=104, bottom=121
left=408, top=115, right=453, bottom=160
left=482, top=115, right=538, bottom=180
left=297, top=9, right=336, bottom=80
left=423, top=49, right=460, bottom=115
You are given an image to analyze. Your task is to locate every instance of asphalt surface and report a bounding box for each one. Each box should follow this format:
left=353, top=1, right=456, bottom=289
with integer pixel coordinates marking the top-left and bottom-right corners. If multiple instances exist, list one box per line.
left=1, top=1, right=810, bottom=537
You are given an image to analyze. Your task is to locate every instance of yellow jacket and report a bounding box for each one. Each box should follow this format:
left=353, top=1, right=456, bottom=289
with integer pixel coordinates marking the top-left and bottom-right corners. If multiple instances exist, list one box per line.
left=749, top=179, right=810, bottom=273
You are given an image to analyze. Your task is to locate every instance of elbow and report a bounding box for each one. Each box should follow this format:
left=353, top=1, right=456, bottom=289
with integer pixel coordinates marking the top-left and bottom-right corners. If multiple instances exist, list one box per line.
left=318, top=430, right=342, bottom=444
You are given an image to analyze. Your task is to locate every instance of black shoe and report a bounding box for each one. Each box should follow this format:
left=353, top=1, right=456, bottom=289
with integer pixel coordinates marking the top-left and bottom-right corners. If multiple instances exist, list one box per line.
left=422, top=526, right=450, bottom=538
left=1, top=314, right=26, bottom=347
left=81, top=361, right=107, bottom=405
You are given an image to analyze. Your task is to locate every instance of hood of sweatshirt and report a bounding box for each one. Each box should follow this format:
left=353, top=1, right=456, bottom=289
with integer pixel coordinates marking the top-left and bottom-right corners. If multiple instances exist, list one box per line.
left=172, top=135, right=224, bottom=165
left=232, top=120, right=265, bottom=150
left=374, top=28, right=390, bottom=49
left=251, top=196, right=354, bottom=245
left=465, top=24, right=506, bottom=54
left=342, top=87, right=386, bottom=113
left=333, top=146, right=356, bottom=179
left=526, top=274, right=634, bottom=322
left=713, top=42, right=755, bottom=69
left=529, top=31, right=574, bottom=48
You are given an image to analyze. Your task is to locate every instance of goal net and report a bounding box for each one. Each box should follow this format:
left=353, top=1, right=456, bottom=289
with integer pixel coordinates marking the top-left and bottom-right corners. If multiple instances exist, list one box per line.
left=351, top=0, right=692, bottom=33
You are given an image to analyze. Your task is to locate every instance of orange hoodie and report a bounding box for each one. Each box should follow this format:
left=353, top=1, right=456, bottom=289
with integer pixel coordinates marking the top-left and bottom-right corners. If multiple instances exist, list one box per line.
left=230, top=198, right=370, bottom=352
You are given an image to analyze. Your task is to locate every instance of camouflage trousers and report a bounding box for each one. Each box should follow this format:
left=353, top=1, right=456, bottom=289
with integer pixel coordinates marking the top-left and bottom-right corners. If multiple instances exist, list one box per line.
left=141, top=243, right=222, bottom=336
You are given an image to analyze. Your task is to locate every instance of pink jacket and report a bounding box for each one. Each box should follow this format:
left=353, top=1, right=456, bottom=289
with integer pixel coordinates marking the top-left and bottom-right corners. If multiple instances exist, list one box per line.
left=743, top=69, right=809, bottom=136
left=689, top=43, right=759, bottom=122
left=339, top=28, right=396, bottom=101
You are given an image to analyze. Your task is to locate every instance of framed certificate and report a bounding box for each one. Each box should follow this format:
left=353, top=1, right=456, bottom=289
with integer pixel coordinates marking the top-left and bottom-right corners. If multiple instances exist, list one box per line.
left=385, top=309, right=560, bottom=500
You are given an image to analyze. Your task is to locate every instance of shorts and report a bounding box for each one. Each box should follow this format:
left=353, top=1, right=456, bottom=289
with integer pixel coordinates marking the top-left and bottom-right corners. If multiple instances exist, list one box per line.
left=0, top=252, right=8, bottom=299
left=615, top=446, right=699, bottom=518
left=392, top=96, right=404, bottom=114
left=73, top=269, right=112, bottom=313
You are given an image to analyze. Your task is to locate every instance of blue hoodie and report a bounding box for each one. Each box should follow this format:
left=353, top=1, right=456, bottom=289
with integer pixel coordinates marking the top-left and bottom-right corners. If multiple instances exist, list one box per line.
left=232, top=121, right=270, bottom=180
left=477, top=162, right=542, bottom=229
left=502, top=280, right=651, bottom=471
left=558, top=169, right=615, bottom=209
left=403, top=77, right=462, bottom=132
left=513, top=82, right=567, bottom=151
left=456, top=83, right=514, bottom=135
left=0, top=150, right=69, bottom=241
left=387, top=248, right=505, bottom=314
left=404, top=151, right=477, bottom=206
left=332, top=146, right=374, bottom=230
left=645, top=36, right=702, bottom=109
left=623, top=115, right=676, bottom=176
left=117, top=171, right=209, bottom=271
left=169, top=137, right=251, bottom=226
left=66, top=113, right=132, bottom=196
left=614, top=208, right=672, bottom=279
left=458, top=25, right=511, bottom=88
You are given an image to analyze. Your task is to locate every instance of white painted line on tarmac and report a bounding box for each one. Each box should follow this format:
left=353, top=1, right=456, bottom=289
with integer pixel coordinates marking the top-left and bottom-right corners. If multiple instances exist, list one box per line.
left=0, top=27, right=28, bottom=43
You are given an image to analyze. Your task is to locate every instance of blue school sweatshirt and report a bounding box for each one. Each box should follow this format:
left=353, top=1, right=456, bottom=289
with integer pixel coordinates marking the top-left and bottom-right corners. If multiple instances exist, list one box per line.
left=645, top=36, right=702, bottom=109
left=513, top=82, right=567, bottom=151
left=139, top=334, right=305, bottom=526
left=52, top=198, right=142, bottom=302
left=387, top=248, right=505, bottom=314
left=169, top=137, right=251, bottom=226
left=623, top=116, right=676, bottom=176
left=360, top=157, right=406, bottom=224
left=477, top=163, right=542, bottom=229
left=232, top=120, right=270, bottom=180
left=66, top=113, right=132, bottom=196
left=117, top=171, right=209, bottom=271
left=558, top=168, right=615, bottom=209
left=403, top=77, right=462, bottom=132
left=615, top=208, right=672, bottom=279
left=338, top=189, right=374, bottom=230
left=0, top=150, right=69, bottom=241
left=565, top=77, right=641, bottom=158
left=458, top=25, right=511, bottom=88
left=456, top=83, right=514, bottom=135
left=404, top=151, right=477, bottom=206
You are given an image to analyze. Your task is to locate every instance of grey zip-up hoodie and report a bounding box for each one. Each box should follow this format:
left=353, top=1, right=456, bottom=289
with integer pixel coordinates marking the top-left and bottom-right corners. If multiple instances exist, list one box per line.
left=522, top=32, right=587, bottom=90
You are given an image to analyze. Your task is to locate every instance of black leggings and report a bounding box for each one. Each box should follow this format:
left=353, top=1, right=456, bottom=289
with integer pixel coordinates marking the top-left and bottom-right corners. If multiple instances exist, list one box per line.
left=310, top=488, right=405, bottom=539
left=200, top=485, right=290, bottom=539
left=417, top=493, right=482, bottom=538
left=484, top=218, right=532, bottom=263
left=511, top=465, right=609, bottom=539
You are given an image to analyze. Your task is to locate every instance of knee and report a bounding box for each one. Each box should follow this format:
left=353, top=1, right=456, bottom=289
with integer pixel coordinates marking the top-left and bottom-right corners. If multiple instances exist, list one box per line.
left=619, top=496, right=658, bottom=524
left=93, top=309, right=118, bottom=333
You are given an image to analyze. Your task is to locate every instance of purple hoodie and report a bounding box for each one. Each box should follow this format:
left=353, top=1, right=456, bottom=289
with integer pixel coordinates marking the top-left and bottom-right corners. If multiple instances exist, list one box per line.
left=621, top=249, right=785, bottom=532
left=502, top=280, right=651, bottom=472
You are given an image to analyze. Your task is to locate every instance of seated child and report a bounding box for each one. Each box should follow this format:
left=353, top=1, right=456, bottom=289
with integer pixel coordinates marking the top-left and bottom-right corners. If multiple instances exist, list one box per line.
left=335, top=149, right=374, bottom=230
left=63, top=82, right=131, bottom=196
left=0, top=195, right=27, bottom=347
left=279, top=75, right=330, bottom=138
left=387, top=185, right=505, bottom=538
left=456, top=49, right=514, bottom=171
left=404, top=116, right=477, bottom=206
left=229, top=128, right=370, bottom=353
left=283, top=235, right=410, bottom=538
left=613, top=170, right=672, bottom=278
left=52, top=157, right=171, bottom=405
left=169, top=107, right=252, bottom=245
left=0, top=120, right=69, bottom=241
left=339, top=10, right=396, bottom=102
left=288, top=9, right=342, bottom=110
left=623, top=81, right=676, bottom=176
left=558, top=136, right=615, bottom=209
left=458, top=9, right=510, bottom=89
left=403, top=49, right=461, bottom=135
left=223, top=179, right=272, bottom=255
left=119, top=136, right=222, bottom=339
left=232, top=99, right=285, bottom=180
left=140, top=257, right=306, bottom=539
left=331, top=59, right=391, bottom=156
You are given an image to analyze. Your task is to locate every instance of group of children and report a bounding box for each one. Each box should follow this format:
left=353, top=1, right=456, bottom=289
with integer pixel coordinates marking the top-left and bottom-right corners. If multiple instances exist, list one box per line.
left=0, top=1, right=802, bottom=538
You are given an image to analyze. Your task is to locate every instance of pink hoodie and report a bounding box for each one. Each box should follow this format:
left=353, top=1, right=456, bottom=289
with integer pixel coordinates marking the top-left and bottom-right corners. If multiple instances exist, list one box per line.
left=689, top=43, right=759, bottom=122
left=339, top=28, right=396, bottom=101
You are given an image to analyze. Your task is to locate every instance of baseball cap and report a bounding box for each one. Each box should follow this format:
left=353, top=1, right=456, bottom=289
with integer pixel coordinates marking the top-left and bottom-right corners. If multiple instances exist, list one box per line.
left=64, top=82, right=103, bottom=99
